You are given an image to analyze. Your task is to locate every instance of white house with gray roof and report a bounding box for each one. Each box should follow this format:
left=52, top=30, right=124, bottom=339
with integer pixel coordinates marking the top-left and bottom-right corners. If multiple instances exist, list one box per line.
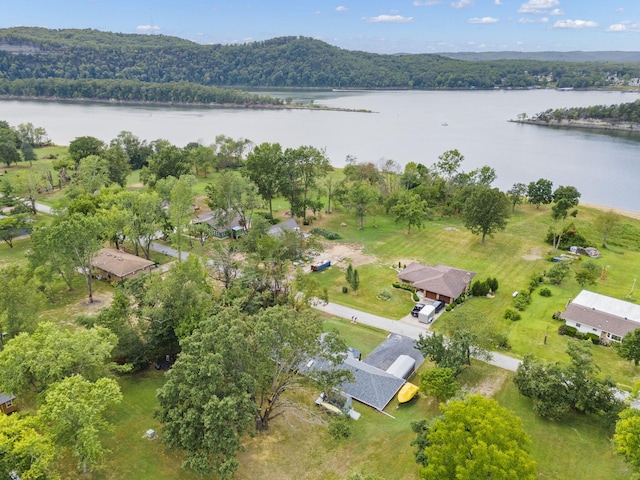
left=561, top=290, right=640, bottom=343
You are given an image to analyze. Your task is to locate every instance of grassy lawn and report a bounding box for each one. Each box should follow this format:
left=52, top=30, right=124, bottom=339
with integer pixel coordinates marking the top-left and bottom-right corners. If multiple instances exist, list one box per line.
left=308, top=203, right=640, bottom=387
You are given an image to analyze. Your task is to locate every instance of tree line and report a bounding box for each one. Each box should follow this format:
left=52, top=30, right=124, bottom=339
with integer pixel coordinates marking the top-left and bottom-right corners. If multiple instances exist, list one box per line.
left=1, top=27, right=639, bottom=100
left=531, top=98, right=640, bottom=124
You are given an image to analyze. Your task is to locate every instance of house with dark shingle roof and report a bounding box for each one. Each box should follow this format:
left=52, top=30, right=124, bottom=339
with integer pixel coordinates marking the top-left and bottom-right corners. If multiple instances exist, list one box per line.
left=397, top=262, right=475, bottom=304
left=561, top=290, right=640, bottom=344
left=193, top=210, right=245, bottom=239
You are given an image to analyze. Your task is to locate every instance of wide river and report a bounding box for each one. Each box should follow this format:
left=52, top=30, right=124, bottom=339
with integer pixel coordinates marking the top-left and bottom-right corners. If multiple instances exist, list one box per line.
left=1, top=89, right=639, bottom=211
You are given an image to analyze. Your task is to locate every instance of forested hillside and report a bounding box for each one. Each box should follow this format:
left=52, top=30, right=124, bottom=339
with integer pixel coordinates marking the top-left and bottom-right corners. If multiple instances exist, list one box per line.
left=1, top=27, right=640, bottom=103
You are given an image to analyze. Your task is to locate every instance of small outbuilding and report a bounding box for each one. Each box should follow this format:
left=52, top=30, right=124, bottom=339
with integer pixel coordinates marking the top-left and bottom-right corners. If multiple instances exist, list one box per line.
left=0, top=392, right=16, bottom=414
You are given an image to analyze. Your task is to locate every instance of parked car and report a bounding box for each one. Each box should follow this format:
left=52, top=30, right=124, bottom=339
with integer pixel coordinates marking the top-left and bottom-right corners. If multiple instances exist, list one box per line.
left=411, top=303, right=425, bottom=317
left=432, top=300, right=445, bottom=313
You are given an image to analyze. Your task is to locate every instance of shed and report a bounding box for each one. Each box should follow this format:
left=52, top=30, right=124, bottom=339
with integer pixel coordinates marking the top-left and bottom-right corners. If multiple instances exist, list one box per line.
left=0, top=392, right=16, bottom=414
left=386, top=355, right=416, bottom=380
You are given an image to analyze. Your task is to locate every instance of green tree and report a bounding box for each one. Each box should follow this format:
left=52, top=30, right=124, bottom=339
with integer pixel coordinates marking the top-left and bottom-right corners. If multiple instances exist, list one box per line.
left=546, top=261, right=571, bottom=285
left=574, top=260, right=600, bottom=287
left=614, top=408, right=640, bottom=472
left=462, top=187, right=510, bottom=244
left=392, top=191, right=429, bottom=234
left=506, top=182, right=527, bottom=212
left=281, top=145, right=329, bottom=220
left=0, top=141, right=21, bottom=167
left=156, top=308, right=257, bottom=477
left=143, top=142, right=192, bottom=186
left=68, top=135, right=105, bottom=165
left=75, top=155, right=110, bottom=194
left=243, top=142, right=283, bottom=218
left=169, top=176, right=195, bottom=261
left=0, top=413, right=59, bottom=480
left=419, top=367, right=459, bottom=402
left=337, top=181, right=378, bottom=229
left=101, top=141, right=131, bottom=187
left=40, top=375, right=122, bottom=474
left=205, top=170, right=257, bottom=235
left=527, top=178, right=553, bottom=208
left=617, top=329, right=640, bottom=366
left=594, top=210, right=621, bottom=248
left=417, top=395, right=537, bottom=480
left=0, top=213, right=31, bottom=248
left=44, top=214, right=104, bottom=302
left=415, top=332, right=488, bottom=375
left=0, top=265, right=46, bottom=339
left=0, top=322, right=120, bottom=396
left=16, top=122, right=50, bottom=148
left=20, top=141, right=37, bottom=166
left=15, top=169, right=47, bottom=214
left=190, top=144, right=216, bottom=178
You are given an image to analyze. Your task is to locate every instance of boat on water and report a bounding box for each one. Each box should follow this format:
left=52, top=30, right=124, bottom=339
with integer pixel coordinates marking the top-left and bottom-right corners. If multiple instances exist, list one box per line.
left=397, top=382, right=419, bottom=403
left=441, top=122, right=448, bottom=126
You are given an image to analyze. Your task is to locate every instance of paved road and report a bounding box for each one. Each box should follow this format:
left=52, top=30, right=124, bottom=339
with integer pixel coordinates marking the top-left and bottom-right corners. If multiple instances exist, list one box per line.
left=314, top=301, right=523, bottom=372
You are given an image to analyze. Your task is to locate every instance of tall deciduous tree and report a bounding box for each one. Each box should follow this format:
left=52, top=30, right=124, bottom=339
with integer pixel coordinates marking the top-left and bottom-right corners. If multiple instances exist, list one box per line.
left=101, top=141, right=131, bottom=187
left=594, top=210, right=621, bottom=249
left=205, top=170, right=257, bottom=235
left=417, top=395, right=537, bottom=480
left=45, top=214, right=104, bottom=303
left=391, top=191, right=429, bottom=234
left=243, top=142, right=283, bottom=218
left=462, top=186, right=510, bottom=244
left=419, top=367, right=459, bottom=402
left=614, top=408, right=640, bottom=472
left=0, top=322, right=120, bottom=396
left=617, top=329, right=640, bottom=367
left=40, top=375, right=122, bottom=474
left=527, top=178, right=553, bottom=208
left=68, top=135, right=105, bottom=165
left=281, top=145, right=329, bottom=221
left=169, top=176, right=195, bottom=261
left=506, top=182, right=527, bottom=212
left=156, top=307, right=257, bottom=477
left=0, top=265, right=46, bottom=339
left=0, top=213, right=31, bottom=248
left=0, top=413, right=58, bottom=480
left=337, top=181, right=378, bottom=229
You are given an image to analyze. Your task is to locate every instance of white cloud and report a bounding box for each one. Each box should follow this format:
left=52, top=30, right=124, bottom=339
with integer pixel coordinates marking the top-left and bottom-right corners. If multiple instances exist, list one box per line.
left=607, top=22, right=640, bottom=32
left=413, top=0, right=440, bottom=5
left=553, top=19, right=599, bottom=29
left=136, top=25, right=161, bottom=33
left=363, top=15, right=414, bottom=23
left=451, top=0, right=473, bottom=9
left=518, top=17, right=548, bottom=24
left=335, top=6, right=348, bottom=12
left=518, top=0, right=559, bottom=14
left=495, top=0, right=502, bottom=4
left=548, top=8, right=564, bottom=15
left=468, top=17, right=499, bottom=24
left=615, top=8, right=624, bottom=13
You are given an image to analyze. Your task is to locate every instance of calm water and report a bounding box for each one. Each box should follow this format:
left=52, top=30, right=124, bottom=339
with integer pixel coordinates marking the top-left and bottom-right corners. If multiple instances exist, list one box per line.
left=1, top=89, right=639, bottom=211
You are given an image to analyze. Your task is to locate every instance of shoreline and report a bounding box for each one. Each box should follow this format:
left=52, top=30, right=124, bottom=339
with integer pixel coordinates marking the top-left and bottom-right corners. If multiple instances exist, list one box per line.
left=510, top=118, right=640, bottom=133
left=0, top=94, right=373, bottom=113
left=581, top=203, right=640, bottom=221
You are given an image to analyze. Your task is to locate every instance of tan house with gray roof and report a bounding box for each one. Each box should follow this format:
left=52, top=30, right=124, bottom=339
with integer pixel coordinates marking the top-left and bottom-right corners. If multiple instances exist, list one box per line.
left=91, top=248, right=156, bottom=282
left=397, top=262, right=475, bottom=304
left=561, top=290, right=640, bottom=344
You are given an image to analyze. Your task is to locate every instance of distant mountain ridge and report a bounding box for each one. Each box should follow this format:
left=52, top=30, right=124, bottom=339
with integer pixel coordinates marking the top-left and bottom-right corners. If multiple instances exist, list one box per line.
left=439, top=51, right=640, bottom=62
left=0, top=27, right=640, bottom=104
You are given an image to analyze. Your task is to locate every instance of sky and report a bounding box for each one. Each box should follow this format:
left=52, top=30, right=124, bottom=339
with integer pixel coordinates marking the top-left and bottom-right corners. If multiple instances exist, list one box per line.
left=1, top=0, right=640, bottom=54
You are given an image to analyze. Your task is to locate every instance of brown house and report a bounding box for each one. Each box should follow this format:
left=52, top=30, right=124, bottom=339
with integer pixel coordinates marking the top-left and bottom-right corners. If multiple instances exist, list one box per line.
left=397, top=262, right=475, bottom=304
left=92, top=248, right=156, bottom=282
left=0, top=392, right=16, bottom=414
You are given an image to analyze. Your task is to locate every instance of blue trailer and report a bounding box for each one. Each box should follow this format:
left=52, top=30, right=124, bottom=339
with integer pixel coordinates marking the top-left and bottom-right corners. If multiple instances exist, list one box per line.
left=311, top=260, right=331, bottom=272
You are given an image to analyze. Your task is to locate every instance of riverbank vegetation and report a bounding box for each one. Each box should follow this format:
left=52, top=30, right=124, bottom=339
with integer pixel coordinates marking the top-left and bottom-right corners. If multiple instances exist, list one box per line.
left=1, top=117, right=639, bottom=478
left=1, top=27, right=640, bottom=106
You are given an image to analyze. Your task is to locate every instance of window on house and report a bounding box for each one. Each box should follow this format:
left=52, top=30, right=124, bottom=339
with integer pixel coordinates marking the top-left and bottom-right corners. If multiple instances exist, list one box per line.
left=5, top=400, right=12, bottom=407
left=575, top=323, right=581, bottom=328
left=592, top=328, right=598, bottom=332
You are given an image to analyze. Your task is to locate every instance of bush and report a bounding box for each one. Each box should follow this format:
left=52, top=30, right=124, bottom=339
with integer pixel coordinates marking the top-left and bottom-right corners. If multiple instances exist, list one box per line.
left=512, top=291, right=531, bottom=311
left=539, top=287, right=552, bottom=297
left=378, top=289, right=392, bottom=301
left=487, top=277, right=499, bottom=293
left=557, top=325, right=567, bottom=335
left=412, top=293, right=420, bottom=302
left=471, top=279, right=490, bottom=297
left=545, top=222, right=588, bottom=250
left=552, top=311, right=563, bottom=320
left=586, top=333, right=600, bottom=345
left=342, top=286, right=348, bottom=294
left=529, top=273, right=542, bottom=291
left=445, top=304, right=454, bottom=312
left=392, top=282, right=416, bottom=294
left=504, top=308, right=521, bottom=321
left=563, top=325, right=577, bottom=337
left=328, top=416, right=352, bottom=440
left=310, top=227, right=342, bottom=240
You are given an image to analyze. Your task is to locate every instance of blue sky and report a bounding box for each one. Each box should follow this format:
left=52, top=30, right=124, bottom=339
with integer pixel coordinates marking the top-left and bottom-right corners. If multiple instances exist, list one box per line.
left=2, top=0, right=639, bottom=54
